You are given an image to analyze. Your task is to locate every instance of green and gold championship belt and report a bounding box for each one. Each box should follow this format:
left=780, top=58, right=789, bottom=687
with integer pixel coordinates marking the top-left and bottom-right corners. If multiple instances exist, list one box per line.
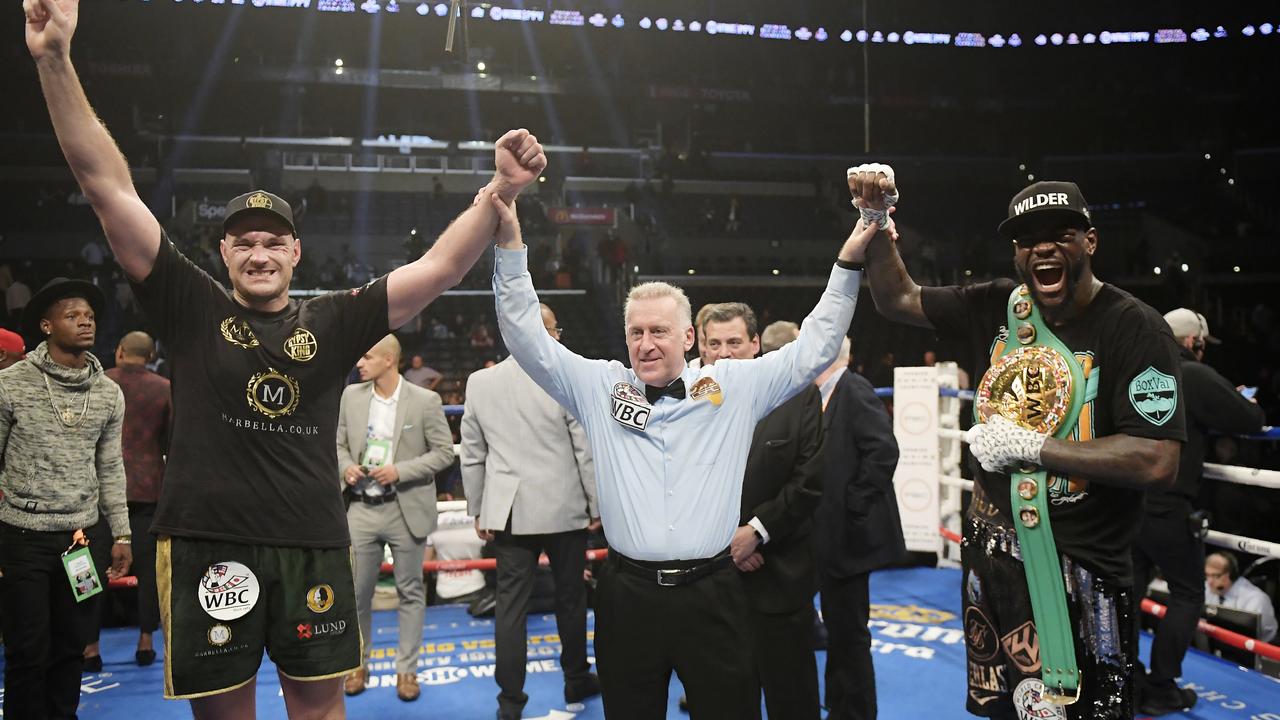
left=975, top=285, right=1086, bottom=704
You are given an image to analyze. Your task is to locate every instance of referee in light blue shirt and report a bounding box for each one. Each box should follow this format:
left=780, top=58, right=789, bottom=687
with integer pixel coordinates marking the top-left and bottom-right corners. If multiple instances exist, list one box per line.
left=482, top=187, right=885, bottom=718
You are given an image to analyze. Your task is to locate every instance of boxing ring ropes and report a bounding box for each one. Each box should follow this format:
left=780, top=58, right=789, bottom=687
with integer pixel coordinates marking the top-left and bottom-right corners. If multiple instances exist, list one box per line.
left=105, top=368, right=1280, bottom=666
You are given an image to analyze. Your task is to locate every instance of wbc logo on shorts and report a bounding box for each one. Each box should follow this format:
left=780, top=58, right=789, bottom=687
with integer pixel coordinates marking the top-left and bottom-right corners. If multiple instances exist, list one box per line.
left=198, top=561, right=261, bottom=621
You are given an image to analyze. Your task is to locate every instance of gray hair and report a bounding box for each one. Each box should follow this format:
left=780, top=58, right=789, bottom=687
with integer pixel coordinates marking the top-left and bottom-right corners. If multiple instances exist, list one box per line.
left=624, top=282, right=692, bottom=328
left=760, top=321, right=799, bottom=354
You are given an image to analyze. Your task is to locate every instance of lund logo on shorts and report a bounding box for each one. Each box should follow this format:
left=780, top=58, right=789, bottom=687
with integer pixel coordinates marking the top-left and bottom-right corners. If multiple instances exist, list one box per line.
left=297, top=620, right=347, bottom=640
left=307, top=584, right=335, bottom=614
left=1128, top=366, right=1177, bottom=426
left=198, top=561, right=260, bottom=621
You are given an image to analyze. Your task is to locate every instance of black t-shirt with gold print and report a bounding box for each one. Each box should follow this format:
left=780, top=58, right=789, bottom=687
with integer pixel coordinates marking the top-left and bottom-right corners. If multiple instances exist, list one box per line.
left=132, top=235, right=389, bottom=547
left=923, top=278, right=1186, bottom=584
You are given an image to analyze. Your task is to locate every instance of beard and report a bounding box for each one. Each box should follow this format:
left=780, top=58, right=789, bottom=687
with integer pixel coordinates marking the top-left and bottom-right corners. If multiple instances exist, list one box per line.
left=1014, top=256, right=1085, bottom=324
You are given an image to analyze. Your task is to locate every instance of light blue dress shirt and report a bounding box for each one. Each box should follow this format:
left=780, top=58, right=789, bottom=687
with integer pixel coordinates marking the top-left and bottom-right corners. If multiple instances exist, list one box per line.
left=494, top=246, right=861, bottom=561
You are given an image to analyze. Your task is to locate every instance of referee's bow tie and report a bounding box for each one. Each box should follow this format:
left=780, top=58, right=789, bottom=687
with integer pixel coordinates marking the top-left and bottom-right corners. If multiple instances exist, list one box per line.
left=645, top=378, right=686, bottom=404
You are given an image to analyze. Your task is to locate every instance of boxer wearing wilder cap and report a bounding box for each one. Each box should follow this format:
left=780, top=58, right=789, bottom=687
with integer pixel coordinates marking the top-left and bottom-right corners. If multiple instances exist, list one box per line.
left=850, top=166, right=1185, bottom=719
left=26, top=1, right=547, bottom=715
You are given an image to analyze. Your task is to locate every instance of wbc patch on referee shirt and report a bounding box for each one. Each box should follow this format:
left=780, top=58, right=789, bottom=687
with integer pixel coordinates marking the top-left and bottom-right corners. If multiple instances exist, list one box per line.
left=610, top=381, right=651, bottom=432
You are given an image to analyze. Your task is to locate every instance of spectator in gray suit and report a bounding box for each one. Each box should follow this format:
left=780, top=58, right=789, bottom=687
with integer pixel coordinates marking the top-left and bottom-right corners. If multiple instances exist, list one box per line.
left=338, top=334, right=456, bottom=702
left=462, top=304, right=601, bottom=720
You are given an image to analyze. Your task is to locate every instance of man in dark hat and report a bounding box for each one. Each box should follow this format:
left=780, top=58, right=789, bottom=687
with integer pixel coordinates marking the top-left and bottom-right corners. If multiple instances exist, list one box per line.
left=848, top=165, right=1186, bottom=719
left=1, top=277, right=131, bottom=719
left=26, top=1, right=545, bottom=716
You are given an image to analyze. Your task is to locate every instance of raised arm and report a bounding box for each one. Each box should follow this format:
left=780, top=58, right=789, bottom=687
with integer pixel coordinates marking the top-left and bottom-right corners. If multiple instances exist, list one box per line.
left=489, top=195, right=602, bottom=417
left=847, top=165, right=931, bottom=329
left=385, top=130, right=546, bottom=328
left=27, top=0, right=161, bottom=282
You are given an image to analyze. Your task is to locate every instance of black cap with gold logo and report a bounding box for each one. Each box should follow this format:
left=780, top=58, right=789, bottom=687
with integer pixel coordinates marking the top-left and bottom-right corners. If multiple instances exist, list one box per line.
left=223, top=190, right=296, bottom=235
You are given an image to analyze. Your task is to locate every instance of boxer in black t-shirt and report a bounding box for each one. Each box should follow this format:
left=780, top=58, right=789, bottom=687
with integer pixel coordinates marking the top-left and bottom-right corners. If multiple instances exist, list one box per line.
left=27, top=2, right=546, bottom=714
left=847, top=164, right=1185, bottom=719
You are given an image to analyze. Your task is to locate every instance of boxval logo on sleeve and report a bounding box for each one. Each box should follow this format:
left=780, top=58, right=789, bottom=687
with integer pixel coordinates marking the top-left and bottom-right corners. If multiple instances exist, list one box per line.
left=1128, top=366, right=1177, bottom=426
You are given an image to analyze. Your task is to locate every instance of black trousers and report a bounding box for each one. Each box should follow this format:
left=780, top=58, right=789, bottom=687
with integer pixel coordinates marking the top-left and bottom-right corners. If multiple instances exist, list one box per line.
left=1131, top=503, right=1205, bottom=686
left=493, top=529, right=591, bottom=716
left=820, top=572, right=875, bottom=720
left=748, top=600, right=820, bottom=719
left=594, top=556, right=759, bottom=719
left=129, top=503, right=160, bottom=634
left=1, top=522, right=100, bottom=719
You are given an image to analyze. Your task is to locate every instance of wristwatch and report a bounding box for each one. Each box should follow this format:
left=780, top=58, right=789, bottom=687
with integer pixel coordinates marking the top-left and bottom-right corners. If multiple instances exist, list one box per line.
left=114, top=535, right=132, bottom=545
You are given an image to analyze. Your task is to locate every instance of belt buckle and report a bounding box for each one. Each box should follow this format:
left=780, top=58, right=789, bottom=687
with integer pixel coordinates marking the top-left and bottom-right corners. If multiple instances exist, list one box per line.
left=1043, top=678, right=1082, bottom=706
left=656, top=568, right=683, bottom=587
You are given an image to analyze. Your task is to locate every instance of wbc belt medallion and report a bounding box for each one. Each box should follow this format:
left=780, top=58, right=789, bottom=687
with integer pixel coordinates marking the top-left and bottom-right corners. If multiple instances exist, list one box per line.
left=976, top=345, right=1074, bottom=436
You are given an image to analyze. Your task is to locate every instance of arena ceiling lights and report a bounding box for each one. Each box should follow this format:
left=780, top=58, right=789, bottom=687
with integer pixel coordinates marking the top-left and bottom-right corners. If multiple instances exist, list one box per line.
left=137, top=2, right=1274, bottom=50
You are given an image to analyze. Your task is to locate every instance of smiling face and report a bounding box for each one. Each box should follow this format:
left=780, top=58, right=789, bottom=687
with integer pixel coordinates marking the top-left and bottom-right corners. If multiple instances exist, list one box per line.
left=220, top=215, right=300, bottom=311
left=626, top=296, right=695, bottom=386
left=1012, top=225, right=1096, bottom=317
left=41, top=297, right=96, bottom=353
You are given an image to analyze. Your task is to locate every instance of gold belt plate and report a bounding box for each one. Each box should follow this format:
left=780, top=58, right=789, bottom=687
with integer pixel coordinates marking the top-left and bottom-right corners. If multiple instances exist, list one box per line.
left=976, top=346, right=1074, bottom=436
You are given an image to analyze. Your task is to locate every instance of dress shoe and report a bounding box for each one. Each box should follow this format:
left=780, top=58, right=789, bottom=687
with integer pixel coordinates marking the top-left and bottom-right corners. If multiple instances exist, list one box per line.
left=565, top=672, right=601, bottom=703
left=1138, top=683, right=1197, bottom=716
left=136, top=649, right=157, bottom=666
left=344, top=667, right=369, bottom=696
left=83, top=655, right=103, bottom=673
left=396, top=672, right=421, bottom=701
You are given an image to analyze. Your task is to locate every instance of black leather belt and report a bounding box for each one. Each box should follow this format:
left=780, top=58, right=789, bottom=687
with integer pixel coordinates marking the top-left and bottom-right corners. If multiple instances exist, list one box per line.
left=614, top=549, right=733, bottom=587
left=355, top=492, right=398, bottom=506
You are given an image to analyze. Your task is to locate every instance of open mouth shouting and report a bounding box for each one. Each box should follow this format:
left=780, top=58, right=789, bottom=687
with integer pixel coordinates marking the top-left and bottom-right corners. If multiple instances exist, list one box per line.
left=1030, top=261, right=1066, bottom=300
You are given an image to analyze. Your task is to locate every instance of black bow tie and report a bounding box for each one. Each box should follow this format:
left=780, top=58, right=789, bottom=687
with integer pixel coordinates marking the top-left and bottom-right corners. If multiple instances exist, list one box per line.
left=645, top=378, right=686, bottom=404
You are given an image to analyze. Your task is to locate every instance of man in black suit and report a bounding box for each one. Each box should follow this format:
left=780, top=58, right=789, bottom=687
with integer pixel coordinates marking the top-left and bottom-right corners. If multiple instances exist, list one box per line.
left=813, top=337, right=906, bottom=720
left=700, top=306, right=826, bottom=718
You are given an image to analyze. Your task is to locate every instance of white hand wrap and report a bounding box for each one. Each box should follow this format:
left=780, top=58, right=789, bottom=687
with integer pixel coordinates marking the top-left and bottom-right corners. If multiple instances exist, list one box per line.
left=846, top=162, right=900, bottom=226
left=964, top=415, right=1048, bottom=474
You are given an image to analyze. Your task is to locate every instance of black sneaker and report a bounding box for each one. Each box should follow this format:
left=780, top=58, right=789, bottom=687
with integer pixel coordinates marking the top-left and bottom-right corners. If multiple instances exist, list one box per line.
left=1138, top=683, right=1197, bottom=716
left=83, top=655, right=103, bottom=673
left=565, top=672, right=601, bottom=703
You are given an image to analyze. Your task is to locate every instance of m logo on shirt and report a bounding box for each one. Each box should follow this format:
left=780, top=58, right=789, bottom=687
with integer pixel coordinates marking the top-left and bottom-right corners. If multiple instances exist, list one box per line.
left=1128, top=366, right=1177, bottom=426
left=247, top=368, right=301, bottom=418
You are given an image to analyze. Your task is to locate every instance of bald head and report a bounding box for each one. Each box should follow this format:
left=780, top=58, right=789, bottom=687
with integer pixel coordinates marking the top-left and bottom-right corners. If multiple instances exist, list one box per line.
left=356, top=334, right=402, bottom=385
left=372, top=334, right=401, bottom=364
left=540, top=303, right=561, bottom=340
left=116, top=331, right=155, bottom=366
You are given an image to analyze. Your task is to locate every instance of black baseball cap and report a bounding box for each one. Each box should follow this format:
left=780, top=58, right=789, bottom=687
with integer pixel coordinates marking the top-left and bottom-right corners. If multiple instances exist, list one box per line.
left=997, top=181, right=1093, bottom=240
left=23, top=277, right=106, bottom=337
left=223, top=190, right=296, bottom=235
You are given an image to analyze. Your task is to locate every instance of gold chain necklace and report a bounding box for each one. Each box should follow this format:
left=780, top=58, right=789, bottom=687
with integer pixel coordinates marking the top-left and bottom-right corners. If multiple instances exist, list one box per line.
left=44, top=373, right=92, bottom=428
